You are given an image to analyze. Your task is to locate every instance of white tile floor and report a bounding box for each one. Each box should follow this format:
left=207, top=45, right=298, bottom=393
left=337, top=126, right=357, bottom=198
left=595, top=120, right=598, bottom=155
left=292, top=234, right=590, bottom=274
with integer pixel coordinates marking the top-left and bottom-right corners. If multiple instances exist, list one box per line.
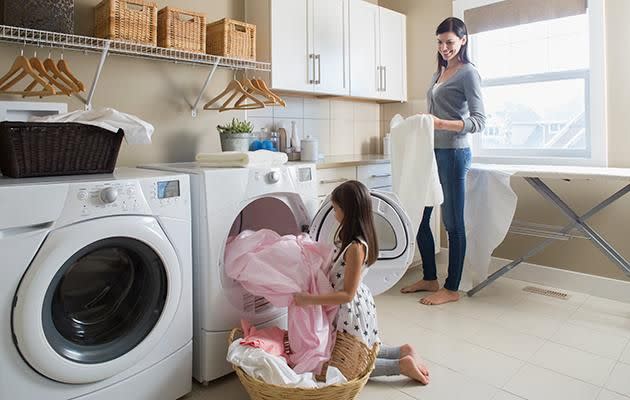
left=182, top=269, right=630, bottom=400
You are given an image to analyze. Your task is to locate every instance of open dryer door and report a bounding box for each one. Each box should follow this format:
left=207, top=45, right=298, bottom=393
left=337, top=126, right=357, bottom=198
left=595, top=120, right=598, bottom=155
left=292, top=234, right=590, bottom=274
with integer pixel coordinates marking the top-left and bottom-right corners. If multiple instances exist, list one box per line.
left=310, top=190, right=415, bottom=295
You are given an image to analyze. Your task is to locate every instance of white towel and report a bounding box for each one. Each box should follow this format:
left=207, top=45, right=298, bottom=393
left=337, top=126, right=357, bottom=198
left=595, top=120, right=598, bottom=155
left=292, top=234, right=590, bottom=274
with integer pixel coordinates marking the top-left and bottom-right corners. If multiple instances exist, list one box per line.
left=30, top=108, right=154, bottom=144
left=196, top=150, right=288, bottom=168
left=389, top=114, right=443, bottom=235
left=226, top=340, right=347, bottom=388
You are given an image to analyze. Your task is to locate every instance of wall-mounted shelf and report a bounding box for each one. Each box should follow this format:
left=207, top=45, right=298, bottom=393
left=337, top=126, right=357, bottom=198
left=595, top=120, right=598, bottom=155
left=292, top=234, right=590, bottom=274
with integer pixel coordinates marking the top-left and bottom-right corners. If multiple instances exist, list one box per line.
left=0, top=25, right=271, bottom=113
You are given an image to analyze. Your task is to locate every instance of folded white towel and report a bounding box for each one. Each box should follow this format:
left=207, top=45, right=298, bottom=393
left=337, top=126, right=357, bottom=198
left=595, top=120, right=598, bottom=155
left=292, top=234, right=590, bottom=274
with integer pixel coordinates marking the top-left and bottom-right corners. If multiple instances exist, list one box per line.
left=196, top=150, right=288, bottom=168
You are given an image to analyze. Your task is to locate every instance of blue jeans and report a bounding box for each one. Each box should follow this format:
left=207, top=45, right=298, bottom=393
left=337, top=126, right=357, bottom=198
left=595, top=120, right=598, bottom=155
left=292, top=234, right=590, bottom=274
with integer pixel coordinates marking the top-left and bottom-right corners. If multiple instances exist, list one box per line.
left=417, top=148, right=471, bottom=291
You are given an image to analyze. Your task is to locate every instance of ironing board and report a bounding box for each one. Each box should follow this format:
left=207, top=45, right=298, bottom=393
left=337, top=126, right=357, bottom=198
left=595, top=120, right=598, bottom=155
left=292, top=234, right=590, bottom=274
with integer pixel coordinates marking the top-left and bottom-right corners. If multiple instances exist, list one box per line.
left=467, top=164, right=630, bottom=297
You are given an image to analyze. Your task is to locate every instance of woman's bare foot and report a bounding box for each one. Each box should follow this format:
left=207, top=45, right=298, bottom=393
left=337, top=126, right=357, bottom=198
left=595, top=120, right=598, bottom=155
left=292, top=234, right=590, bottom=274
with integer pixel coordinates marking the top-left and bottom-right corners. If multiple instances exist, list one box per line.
left=400, top=355, right=429, bottom=384
left=420, top=288, right=460, bottom=305
left=400, top=280, right=439, bottom=294
left=400, top=344, right=430, bottom=377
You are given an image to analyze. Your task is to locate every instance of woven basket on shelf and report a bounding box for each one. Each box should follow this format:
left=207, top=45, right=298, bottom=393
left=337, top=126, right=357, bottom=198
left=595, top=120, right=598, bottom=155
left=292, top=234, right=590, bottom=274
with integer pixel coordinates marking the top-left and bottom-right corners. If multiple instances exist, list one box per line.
left=206, top=18, right=256, bottom=60
left=94, top=0, right=158, bottom=46
left=157, top=7, right=206, bottom=53
left=228, top=328, right=378, bottom=400
left=0, top=122, right=123, bottom=178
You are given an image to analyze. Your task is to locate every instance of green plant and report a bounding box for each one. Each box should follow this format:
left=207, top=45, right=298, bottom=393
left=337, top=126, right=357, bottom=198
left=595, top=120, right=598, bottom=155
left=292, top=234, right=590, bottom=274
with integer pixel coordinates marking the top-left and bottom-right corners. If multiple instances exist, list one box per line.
left=216, top=118, right=254, bottom=134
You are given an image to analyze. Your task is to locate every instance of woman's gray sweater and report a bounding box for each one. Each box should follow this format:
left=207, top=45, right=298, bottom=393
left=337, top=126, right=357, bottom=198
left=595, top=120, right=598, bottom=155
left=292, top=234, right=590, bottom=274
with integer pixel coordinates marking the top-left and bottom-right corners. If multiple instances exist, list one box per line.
left=427, top=63, right=486, bottom=149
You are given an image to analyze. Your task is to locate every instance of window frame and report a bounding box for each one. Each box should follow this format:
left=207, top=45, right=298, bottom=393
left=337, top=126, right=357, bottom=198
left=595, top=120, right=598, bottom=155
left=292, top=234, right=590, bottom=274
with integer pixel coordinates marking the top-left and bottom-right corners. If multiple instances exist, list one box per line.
left=452, top=0, right=607, bottom=166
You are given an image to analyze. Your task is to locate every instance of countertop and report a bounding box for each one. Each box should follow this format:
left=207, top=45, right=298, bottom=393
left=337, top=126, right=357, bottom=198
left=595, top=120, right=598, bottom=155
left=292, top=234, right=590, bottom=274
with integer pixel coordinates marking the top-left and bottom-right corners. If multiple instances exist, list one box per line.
left=291, top=154, right=391, bottom=169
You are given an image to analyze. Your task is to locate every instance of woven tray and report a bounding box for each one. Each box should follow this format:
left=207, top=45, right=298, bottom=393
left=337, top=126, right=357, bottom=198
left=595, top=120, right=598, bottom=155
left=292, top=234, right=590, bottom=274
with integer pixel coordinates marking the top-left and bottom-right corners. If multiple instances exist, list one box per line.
left=0, top=122, right=123, bottom=178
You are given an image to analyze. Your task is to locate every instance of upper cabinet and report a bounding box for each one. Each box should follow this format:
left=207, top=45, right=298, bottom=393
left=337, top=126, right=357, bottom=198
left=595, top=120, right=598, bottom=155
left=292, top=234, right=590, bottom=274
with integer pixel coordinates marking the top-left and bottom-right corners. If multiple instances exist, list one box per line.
left=246, top=0, right=349, bottom=96
left=349, top=0, right=406, bottom=102
left=246, top=0, right=406, bottom=102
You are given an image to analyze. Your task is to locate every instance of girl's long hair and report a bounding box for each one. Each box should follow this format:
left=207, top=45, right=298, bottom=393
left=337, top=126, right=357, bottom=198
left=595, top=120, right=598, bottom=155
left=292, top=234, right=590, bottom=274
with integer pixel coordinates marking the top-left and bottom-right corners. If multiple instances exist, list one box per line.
left=331, top=180, right=379, bottom=266
left=436, top=17, right=471, bottom=74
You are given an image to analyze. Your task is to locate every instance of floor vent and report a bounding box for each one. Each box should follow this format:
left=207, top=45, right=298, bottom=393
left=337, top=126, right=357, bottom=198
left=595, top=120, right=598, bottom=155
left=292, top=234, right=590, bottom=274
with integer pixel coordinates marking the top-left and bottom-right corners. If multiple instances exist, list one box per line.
left=522, top=286, right=570, bottom=300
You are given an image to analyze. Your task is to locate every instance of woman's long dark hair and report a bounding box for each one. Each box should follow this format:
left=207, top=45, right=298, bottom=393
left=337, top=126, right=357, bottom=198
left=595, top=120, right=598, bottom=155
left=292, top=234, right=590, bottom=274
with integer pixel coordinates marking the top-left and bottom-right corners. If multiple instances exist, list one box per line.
left=331, top=180, right=379, bottom=266
left=436, top=17, right=471, bottom=74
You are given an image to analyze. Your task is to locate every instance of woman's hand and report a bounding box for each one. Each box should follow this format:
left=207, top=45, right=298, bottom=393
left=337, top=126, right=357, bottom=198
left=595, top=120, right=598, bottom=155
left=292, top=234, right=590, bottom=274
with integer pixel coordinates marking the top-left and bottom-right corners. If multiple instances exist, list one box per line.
left=293, top=292, right=310, bottom=307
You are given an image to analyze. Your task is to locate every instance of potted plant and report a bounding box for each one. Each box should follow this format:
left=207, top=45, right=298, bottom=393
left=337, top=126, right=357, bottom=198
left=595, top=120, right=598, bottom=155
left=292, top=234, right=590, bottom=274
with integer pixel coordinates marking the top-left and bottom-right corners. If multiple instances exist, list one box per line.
left=217, top=118, right=255, bottom=152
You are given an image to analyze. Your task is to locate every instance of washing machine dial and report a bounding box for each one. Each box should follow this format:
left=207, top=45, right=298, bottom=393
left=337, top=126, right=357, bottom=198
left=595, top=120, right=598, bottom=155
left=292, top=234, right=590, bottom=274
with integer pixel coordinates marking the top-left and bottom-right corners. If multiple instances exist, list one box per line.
left=100, top=187, right=119, bottom=204
left=267, top=171, right=280, bottom=184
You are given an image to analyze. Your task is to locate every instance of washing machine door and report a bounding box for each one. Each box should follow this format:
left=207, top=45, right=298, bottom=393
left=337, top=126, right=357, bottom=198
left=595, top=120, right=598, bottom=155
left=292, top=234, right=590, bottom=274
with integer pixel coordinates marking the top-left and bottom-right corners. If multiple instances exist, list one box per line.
left=309, top=190, right=414, bottom=295
left=12, top=216, right=181, bottom=384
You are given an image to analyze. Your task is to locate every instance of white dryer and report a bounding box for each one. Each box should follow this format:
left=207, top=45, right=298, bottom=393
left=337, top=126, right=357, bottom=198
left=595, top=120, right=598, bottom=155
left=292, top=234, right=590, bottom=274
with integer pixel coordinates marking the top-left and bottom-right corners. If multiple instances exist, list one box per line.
left=1, top=168, right=192, bottom=400
left=139, top=162, right=415, bottom=384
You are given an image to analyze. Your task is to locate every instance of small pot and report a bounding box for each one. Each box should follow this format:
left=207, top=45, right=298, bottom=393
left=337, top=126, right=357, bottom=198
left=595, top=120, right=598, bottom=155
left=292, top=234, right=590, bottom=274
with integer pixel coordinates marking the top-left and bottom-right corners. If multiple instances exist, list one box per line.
left=219, top=132, right=256, bottom=152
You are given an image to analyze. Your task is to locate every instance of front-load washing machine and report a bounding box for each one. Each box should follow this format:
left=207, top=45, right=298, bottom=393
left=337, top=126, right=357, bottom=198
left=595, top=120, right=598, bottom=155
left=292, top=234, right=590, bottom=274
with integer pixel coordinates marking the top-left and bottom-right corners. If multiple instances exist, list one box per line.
left=1, top=168, right=192, bottom=400
left=140, top=162, right=416, bottom=384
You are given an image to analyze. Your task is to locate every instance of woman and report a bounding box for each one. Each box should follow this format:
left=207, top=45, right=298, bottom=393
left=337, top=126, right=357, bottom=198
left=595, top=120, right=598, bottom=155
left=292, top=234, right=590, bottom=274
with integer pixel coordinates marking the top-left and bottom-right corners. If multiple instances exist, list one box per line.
left=401, top=17, right=486, bottom=305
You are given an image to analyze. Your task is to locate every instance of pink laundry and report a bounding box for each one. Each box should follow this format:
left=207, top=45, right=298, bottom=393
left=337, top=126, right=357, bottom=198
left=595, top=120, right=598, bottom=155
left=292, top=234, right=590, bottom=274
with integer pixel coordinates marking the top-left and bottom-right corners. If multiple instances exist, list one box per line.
left=240, top=320, right=289, bottom=361
left=224, top=229, right=338, bottom=374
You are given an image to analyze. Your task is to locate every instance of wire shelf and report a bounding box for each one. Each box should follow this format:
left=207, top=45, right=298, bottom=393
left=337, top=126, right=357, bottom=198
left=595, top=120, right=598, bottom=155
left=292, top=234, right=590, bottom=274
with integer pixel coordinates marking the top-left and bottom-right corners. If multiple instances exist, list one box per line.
left=0, top=25, right=271, bottom=71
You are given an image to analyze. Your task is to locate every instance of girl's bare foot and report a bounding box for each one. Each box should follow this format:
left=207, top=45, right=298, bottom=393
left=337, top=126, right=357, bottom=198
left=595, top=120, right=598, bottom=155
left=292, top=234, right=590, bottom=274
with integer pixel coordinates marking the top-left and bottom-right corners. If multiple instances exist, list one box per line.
left=420, top=288, right=460, bottom=305
left=400, top=280, right=439, bottom=294
left=400, top=344, right=430, bottom=377
left=400, top=355, right=429, bottom=384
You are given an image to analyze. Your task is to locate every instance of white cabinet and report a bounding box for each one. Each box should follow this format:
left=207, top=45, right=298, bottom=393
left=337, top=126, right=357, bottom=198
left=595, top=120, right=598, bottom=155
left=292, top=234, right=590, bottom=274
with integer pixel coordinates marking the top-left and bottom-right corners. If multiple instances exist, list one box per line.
left=378, top=7, right=406, bottom=101
left=246, top=0, right=349, bottom=96
left=348, top=0, right=380, bottom=99
left=349, top=0, right=407, bottom=102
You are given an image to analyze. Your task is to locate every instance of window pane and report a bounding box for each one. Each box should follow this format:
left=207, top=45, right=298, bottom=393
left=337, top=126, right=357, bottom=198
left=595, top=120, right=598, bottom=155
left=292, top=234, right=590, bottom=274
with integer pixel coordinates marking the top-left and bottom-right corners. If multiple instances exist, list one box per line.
left=482, top=79, right=586, bottom=151
left=472, top=14, right=588, bottom=79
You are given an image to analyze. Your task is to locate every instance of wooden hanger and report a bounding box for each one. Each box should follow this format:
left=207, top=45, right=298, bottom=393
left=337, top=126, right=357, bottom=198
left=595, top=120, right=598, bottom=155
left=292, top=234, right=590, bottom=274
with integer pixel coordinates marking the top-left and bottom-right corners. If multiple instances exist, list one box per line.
left=253, top=78, right=286, bottom=107
left=24, top=56, right=74, bottom=96
left=203, top=79, right=265, bottom=112
left=234, top=78, right=279, bottom=108
left=0, top=54, right=55, bottom=97
left=44, top=54, right=82, bottom=93
left=57, top=57, right=85, bottom=92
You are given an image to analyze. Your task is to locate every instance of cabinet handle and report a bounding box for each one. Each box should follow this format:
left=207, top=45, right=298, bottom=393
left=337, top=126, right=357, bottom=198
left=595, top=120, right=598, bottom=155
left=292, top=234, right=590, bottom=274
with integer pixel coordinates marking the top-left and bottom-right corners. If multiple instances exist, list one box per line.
left=320, top=178, right=348, bottom=184
left=371, top=173, right=391, bottom=178
left=316, top=54, right=321, bottom=85
left=309, top=54, right=315, bottom=84
left=383, top=66, right=387, bottom=92
left=377, top=66, right=382, bottom=91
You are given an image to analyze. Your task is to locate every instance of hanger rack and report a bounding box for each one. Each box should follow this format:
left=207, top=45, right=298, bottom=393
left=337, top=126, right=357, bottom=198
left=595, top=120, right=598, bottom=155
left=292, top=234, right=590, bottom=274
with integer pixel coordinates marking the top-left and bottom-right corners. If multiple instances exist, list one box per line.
left=0, top=25, right=272, bottom=111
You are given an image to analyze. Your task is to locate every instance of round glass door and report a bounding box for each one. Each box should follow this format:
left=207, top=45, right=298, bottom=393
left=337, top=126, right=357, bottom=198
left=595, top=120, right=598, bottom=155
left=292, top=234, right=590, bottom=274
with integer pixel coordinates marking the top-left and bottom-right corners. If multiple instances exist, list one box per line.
left=43, top=238, right=168, bottom=364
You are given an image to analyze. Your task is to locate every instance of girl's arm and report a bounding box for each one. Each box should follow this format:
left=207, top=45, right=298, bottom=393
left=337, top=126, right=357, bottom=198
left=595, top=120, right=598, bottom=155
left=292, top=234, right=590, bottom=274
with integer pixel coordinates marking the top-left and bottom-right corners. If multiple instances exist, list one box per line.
left=433, top=117, right=464, bottom=132
left=294, top=243, right=364, bottom=306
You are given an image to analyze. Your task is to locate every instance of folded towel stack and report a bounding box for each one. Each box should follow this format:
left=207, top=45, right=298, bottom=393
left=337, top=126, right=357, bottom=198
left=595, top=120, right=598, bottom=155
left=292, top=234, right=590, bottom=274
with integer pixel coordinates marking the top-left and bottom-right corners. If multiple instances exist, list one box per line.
left=195, top=150, right=288, bottom=168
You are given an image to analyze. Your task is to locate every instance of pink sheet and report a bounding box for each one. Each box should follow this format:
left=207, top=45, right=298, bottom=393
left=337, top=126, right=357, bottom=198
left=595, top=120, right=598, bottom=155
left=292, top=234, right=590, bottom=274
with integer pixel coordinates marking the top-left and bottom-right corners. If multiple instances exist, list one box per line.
left=225, top=229, right=337, bottom=374
left=240, top=320, right=288, bottom=360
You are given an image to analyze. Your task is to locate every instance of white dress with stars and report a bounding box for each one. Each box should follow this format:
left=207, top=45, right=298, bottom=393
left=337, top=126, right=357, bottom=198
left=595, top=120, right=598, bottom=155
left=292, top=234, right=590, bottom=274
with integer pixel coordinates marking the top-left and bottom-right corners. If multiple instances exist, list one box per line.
left=330, top=238, right=380, bottom=348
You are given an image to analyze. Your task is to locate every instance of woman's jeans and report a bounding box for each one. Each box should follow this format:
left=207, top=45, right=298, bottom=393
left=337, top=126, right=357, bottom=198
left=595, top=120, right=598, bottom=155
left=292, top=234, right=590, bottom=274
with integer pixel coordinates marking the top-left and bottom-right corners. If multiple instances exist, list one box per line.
left=417, top=148, right=472, bottom=291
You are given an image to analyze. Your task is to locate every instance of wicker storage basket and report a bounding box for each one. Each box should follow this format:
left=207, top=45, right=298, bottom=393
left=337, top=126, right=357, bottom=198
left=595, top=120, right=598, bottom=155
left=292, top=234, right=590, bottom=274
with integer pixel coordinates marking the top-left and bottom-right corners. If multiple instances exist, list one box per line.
left=228, top=328, right=378, bottom=400
left=0, top=122, right=123, bottom=178
left=94, top=0, right=158, bottom=46
left=157, top=7, right=206, bottom=53
left=0, top=0, right=74, bottom=34
left=206, top=18, right=256, bottom=60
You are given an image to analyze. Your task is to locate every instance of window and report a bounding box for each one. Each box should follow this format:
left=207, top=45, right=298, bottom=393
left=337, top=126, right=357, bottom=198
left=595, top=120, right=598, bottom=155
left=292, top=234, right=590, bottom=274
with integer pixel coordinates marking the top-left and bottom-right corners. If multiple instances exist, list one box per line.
left=453, top=0, right=606, bottom=166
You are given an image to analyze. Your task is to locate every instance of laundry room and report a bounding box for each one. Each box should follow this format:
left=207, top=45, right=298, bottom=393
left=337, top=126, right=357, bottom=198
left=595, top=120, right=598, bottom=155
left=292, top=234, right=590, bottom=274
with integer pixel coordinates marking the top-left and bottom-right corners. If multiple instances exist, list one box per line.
left=1, top=0, right=630, bottom=400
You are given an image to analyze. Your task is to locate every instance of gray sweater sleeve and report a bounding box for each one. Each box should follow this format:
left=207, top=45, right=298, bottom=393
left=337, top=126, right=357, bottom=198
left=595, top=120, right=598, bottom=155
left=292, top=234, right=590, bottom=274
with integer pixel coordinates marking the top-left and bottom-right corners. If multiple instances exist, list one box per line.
left=460, top=68, right=486, bottom=134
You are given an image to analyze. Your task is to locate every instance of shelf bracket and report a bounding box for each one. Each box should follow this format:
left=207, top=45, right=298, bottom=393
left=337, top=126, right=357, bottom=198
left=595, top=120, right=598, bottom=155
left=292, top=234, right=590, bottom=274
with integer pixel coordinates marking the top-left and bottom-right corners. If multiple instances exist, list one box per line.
left=191, top=58, right=222, bottom=118
left=83, top=40, right=111, bottom=111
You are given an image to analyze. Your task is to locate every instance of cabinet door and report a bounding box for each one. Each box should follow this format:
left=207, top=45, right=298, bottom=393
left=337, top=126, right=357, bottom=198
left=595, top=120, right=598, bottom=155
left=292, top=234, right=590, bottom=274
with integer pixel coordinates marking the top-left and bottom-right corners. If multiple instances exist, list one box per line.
left=271, top=0, right=313, bottom=92
left=349, top=0, right=380, bottom=99
left=312, top=0, right=349, bottom=95
left=379, top=7, right=406, bottom=101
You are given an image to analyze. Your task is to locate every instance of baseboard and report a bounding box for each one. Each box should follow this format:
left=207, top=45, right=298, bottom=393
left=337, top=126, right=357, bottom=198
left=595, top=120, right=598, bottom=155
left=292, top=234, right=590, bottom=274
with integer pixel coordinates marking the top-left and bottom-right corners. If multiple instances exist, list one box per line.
left=409, top=248, right=630, bottom=303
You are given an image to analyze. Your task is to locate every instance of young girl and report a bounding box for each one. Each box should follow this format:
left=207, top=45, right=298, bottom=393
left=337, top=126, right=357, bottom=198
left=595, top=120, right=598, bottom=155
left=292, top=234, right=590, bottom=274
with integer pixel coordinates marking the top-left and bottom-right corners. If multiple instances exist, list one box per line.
left=294, top=180, right=429, bottom=384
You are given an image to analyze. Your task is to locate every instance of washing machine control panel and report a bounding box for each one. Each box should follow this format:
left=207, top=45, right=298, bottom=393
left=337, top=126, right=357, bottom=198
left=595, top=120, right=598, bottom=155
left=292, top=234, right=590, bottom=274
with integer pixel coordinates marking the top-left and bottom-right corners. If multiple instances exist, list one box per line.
left=67, top=181, right=150, bottom=219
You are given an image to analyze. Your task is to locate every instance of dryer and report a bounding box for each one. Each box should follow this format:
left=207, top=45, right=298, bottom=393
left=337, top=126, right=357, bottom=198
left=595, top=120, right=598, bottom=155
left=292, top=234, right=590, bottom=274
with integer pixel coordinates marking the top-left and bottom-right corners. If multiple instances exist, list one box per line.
left=140, top=162, right=415, bottom=384
left=1, top=168, right=192, bottom=400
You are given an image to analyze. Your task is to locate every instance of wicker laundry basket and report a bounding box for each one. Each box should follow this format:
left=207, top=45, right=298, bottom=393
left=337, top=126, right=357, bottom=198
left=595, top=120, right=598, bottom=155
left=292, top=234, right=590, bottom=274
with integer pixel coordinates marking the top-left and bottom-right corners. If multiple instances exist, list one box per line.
left=157, top=7, right=206, bottom=53
left=228, top=328, right=378, bottom=400
left=94, top=0, right=158, bottom=45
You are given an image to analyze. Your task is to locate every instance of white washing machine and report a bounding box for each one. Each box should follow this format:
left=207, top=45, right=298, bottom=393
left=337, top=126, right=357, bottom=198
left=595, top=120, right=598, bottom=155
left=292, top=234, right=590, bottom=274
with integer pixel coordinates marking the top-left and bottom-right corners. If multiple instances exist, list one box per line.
left=1, top=168, right=192, bottom=400
left=140, top=162, right=415, bottom=384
